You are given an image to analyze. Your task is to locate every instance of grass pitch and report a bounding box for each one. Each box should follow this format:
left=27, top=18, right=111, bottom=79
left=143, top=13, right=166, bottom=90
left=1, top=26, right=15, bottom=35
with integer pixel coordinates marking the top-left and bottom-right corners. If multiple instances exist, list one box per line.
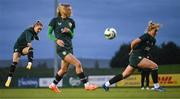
left=0, top=88, right=180, bottom=99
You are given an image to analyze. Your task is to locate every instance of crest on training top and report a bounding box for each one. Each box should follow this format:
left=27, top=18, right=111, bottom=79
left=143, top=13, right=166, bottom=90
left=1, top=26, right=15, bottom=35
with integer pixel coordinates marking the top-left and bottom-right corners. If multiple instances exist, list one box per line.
left=68, top=22, right=72, bottom=28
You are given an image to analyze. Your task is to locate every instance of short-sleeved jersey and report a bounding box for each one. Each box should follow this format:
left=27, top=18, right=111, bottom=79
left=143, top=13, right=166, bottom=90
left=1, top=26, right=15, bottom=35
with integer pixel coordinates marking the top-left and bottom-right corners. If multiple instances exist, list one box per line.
left=133, top=33, right=156, bottom=55
left=15, top=27, right=38, bottom=46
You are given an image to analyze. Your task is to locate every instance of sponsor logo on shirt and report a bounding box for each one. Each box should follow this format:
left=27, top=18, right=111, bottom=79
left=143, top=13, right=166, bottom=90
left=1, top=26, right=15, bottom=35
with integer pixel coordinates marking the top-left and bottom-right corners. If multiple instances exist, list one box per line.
left=58, top=22, right=62, bottom=26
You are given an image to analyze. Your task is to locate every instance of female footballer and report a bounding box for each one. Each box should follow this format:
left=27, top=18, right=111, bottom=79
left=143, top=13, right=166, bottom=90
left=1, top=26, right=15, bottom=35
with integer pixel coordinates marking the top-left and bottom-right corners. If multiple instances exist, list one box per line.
left=103, top=21, right=164, bottom=92
left=5, top=21, right=43, bottom=87
left=48, top=3, right=97, bottom=93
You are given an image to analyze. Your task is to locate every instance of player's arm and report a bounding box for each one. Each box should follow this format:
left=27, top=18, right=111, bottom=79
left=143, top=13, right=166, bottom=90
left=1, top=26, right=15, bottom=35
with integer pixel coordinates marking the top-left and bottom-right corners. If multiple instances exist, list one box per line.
left=130, top=38, right=141, bottom=50
left=129, top=38, right=141, bottom=55
left=48, top=18, right=64, bottom=47
left=69, top=27, right=75, bottom=37
left=26, top=31, right=32, bottom=47
left=130, top=34, right=147, bottom=54
left=48, top=26, right=64, bottom=47
left=62, top=27, right=74, bottom=37
left=48, top=26, right=57, bottom=41
left=70, top=19, right=75, bottom=37
left=48, top=18, right=57, bottom=41
left=62, top=19, right=75, bottom=37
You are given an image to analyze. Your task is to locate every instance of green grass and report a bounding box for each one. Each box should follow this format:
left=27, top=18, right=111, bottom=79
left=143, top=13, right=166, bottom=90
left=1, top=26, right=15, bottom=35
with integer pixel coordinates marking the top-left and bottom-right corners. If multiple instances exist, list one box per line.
left=158, top=64, right=180, bottom=74
left=0, top=88, right=180, bottom=99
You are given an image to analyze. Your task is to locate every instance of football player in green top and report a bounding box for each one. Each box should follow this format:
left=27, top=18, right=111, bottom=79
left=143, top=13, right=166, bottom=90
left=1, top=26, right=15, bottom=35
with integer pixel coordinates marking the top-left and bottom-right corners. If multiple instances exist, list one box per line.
left=48, top=3, right=97, bottom=93
left=5, top=21, right=43, bottom=87
left=103, top=21, right=164, bottom=92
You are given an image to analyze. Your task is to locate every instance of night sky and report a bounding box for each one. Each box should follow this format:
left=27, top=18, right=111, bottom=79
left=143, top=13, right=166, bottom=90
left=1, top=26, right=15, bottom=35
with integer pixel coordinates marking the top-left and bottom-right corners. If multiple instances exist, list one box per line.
left=0, top=0, right=180, bottom=60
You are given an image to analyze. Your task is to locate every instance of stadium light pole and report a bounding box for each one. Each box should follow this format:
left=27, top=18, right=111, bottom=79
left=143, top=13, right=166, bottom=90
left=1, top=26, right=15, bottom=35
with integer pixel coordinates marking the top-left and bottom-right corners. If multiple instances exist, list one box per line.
left=53, top=0, right=58, bottom=76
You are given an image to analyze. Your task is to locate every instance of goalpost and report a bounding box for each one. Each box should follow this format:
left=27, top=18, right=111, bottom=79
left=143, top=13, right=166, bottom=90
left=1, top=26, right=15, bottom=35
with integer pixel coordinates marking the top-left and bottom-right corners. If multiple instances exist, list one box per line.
left=53, top=0, right=59, bottom=76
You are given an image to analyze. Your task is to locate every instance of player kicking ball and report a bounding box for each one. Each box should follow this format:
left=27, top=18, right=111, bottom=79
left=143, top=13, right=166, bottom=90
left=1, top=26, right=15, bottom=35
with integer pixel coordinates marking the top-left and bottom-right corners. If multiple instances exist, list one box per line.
left=103, top=21, right=165, bottom=92
left=5, top=21, right=43, bottom=87
left=48, top=3, right=97, bottom=93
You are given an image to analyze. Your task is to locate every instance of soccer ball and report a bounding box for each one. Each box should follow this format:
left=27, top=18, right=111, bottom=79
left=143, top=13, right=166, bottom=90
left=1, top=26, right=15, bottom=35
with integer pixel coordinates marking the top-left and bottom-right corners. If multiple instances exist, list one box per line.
left=104, top=28, right=117, bottom=40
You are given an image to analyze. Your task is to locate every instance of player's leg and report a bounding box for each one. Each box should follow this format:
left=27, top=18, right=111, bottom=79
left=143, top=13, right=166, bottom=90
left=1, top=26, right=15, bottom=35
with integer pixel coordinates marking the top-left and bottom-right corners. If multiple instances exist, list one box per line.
left=141, top=70, right=145, bottom=90
left=137, top=58, right=157, bottom=69
left=5, top=52, right=21, bottom=87
left=56, top=60, right=69, bottom=84
left=138, top=58, right=164, bottom=91
left=103, top=65, right=135, bottom=91
left=63, top=53, right=97, bottom=90
left=22, top=47, right=33, bottom=69
left=49, top=60, right=69, bottom=93
left=145, top=71, right=150, bottom=90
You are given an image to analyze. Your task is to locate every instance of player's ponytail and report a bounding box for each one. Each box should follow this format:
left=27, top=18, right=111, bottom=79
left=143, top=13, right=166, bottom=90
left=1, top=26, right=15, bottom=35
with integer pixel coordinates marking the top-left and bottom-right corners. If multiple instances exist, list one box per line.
left=147, top=20, right=160, bottom=32
left=33, top=20, right=43, bottom=28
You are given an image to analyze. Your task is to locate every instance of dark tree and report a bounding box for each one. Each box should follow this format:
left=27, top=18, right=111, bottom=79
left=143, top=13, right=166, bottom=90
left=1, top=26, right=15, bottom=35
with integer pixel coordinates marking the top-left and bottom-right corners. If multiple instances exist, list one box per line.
left=159, top=42, right=180, bottom=64
left=110, top=44, right=130, bottom=68
left=110, top=41, right=180, bottom=68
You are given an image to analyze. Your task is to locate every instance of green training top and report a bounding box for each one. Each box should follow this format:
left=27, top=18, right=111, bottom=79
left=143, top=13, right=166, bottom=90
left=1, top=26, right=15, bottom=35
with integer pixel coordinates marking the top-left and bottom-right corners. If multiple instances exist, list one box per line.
left=15, top=27, right=39, bottom=46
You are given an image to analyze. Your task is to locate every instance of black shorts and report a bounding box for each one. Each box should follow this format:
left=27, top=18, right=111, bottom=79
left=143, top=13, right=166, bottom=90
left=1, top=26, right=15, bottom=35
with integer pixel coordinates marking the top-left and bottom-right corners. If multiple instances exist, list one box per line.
left=129, top=51, right=152, bottom=68
left=129, top=51, right=144, bottom=68
left=13, top=43, right=27, bottom=55
left=56, top=45, right=73, bottom=60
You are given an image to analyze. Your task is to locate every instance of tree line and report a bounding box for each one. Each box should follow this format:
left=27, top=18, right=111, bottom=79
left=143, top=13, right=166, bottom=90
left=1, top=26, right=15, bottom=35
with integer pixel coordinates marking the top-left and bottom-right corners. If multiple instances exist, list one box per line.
left=110, top=41, right=180, bottom=68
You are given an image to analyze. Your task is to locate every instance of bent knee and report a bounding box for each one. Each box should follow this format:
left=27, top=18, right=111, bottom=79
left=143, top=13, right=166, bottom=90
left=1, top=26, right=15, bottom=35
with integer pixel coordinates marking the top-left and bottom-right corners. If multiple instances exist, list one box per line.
left=75, top=61, right=82, bottom=68
left=152, top=63, right=158, bottom=70
left=63, top=69, right=68, bottom=74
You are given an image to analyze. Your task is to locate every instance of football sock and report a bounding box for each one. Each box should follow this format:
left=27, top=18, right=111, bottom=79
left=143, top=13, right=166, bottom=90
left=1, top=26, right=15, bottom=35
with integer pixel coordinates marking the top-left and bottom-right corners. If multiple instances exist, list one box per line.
left=8, top=62, right=17, bottom=77
left=151, top=69, right=158, bottom=83
left=7, top=76, right=12, bottom=81
left=109, top=74, right=123, bottom=85
left=146, top=73, right=150, bottom=87
left=151, top=68, right=160, bottom=88
left=77, top=72, right=88, bottom=84
left=28, top=48, right=33, bottom=62
left=141, top=72, right=145, bottom=87
left=53, top=73, right=63, bottom=85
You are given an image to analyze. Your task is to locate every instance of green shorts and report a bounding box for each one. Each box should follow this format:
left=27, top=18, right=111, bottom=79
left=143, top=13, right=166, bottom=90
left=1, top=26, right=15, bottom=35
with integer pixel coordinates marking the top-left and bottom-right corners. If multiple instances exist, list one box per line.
left=129, top=51, right=144, bottom=68
left=56, top=45, right=73, bottom=60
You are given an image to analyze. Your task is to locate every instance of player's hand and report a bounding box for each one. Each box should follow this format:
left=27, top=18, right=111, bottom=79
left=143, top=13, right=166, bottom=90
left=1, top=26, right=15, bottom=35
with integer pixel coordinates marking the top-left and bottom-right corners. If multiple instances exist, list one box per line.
left=62, top=27, right=70, bottom=33
left=27, top=43, right=32, bottom=47
left=56, top=39, right=64, bottom=47
left=129, top=49, right=133, bottom=55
